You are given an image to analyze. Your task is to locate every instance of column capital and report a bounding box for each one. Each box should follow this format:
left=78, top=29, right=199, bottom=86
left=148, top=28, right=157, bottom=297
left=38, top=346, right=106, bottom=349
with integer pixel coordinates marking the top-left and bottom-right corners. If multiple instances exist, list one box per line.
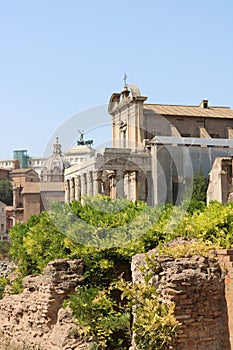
left=93, top=170, right=103, bottom=195
left=81, top=173, right=87, bottom=183
left=93, top=170, right=102, bottom=181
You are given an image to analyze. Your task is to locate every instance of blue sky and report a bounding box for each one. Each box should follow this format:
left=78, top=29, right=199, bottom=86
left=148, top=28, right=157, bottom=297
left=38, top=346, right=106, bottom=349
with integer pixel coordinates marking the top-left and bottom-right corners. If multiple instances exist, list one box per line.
left=0, top=0, right=233, bottom=159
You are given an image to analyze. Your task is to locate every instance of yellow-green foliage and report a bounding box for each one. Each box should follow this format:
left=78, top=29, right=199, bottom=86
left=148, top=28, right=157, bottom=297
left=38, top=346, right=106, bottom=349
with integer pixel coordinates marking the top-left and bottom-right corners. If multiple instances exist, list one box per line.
left=157, top=240, right=220, bottom=258
left=173, top=201, right=233, bottom=248
left=65, top=286, right=130, bottom=349
left=115, top=279, right=179, bottom=350
left=8, top=197, right=233, bottom=348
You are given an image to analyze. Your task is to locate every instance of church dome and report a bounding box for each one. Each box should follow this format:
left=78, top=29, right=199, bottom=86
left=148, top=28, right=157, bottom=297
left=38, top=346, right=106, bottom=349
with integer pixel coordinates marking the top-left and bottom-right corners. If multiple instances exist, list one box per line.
left=41, top=138, right=70, bottom=182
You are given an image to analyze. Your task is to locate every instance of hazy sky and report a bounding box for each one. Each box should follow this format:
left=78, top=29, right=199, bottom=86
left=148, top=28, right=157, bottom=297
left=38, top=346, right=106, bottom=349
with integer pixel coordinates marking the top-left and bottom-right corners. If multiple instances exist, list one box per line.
left=0, top=0, right=233, bottom=159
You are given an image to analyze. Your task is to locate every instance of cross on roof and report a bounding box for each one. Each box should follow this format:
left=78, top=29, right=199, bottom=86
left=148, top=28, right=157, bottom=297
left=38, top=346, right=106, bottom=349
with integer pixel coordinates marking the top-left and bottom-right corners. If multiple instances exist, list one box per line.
left=123, top=73, right=128, bottom=86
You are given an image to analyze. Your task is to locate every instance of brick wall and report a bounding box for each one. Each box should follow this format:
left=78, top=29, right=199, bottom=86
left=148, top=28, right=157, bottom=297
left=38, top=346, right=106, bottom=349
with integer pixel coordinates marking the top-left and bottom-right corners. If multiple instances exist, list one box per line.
left=131, top=251, right=231, bottom=350
left=214, top=249, right=233, bottom=348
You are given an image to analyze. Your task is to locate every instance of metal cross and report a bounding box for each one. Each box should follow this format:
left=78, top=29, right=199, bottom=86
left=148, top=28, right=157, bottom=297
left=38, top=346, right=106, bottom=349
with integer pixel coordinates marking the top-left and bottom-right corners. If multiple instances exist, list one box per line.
left=123, top=73, right=128, bottom=85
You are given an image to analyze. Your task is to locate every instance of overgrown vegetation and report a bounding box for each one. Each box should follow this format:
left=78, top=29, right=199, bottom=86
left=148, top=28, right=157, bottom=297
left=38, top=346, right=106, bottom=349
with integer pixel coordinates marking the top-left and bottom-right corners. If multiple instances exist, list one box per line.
left=3, top=195, right=233, bottom=348
left=0, top=241, right=11, bottom=259
left=115, top=279, right=179, bottom=350
left=65, top=286, right=130, bottom=349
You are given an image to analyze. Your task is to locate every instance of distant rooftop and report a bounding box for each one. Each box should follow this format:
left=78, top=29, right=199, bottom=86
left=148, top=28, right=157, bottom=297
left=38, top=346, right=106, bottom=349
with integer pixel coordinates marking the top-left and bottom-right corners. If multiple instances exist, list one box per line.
left=144, top=103, right=233, bottom=118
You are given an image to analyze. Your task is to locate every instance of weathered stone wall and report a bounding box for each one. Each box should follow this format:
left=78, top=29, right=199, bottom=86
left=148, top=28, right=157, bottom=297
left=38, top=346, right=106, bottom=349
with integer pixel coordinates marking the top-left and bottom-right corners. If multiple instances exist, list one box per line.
left=131, top=250, right=230, bottom=350
left=2, top=251, right=233, bottom=349
left=0, top=259, right=88, bottom=350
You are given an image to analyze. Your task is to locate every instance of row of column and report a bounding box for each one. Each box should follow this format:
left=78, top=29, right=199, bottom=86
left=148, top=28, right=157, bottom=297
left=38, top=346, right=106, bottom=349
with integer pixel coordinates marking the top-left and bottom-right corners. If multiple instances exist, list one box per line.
left=65, top=170, right=103, bottom=202
left=65, top=169, right=147, bottom=203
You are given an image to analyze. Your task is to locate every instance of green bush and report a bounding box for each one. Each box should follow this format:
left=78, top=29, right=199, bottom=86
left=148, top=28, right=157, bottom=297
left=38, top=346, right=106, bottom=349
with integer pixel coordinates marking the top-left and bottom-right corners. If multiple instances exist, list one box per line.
left=0, top=240, right=11, bottom=259
left=7, top=196, right=233, bottom=348
left=65, top=286, right=130, bottom=349
left=115, top=257, right=180, bottom=350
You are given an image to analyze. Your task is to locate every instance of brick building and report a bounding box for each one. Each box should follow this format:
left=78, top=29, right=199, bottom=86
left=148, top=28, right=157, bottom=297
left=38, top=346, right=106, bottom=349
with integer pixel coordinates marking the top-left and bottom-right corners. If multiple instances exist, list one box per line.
left=10, top=139, right=66, bottom=224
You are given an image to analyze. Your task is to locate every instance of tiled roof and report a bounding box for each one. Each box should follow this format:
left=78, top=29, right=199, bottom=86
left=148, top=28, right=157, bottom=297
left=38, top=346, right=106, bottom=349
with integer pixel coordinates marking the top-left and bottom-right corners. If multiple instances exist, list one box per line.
left=10, top=168, right=38, bottom=174
left=22, top=182, right=65, bottom=194
left=21, top=182, right=40, bottom=194
left=144, top=104, right=233, bottom=118
left=40, top=182, right=65, bottom=192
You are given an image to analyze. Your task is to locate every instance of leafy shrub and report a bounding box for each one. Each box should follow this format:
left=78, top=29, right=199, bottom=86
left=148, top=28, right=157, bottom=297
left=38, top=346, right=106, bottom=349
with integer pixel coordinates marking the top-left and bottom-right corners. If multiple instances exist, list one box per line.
left=8, top=196, right=233, bottom=348
left=0, top=240, right=11, bottom=259
left=10, top=212, right=71, bottom=275
left=173, top=201, right=233, bottom=247
left=65, top=286, right=130, bottom=349
left=115, top=279, right=179, bottom=349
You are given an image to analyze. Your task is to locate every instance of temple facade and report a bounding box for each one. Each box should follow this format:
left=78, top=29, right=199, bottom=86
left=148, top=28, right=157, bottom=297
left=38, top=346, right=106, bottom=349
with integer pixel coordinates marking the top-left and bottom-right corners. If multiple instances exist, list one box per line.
left=65, top=84, right=233, bottom=205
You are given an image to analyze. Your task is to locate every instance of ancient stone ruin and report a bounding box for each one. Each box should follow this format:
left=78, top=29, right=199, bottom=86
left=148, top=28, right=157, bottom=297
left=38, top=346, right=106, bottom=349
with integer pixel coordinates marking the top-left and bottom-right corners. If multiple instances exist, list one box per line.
left=131, top=249, right=233, bottom=350
left=1, top=250, right=233, bottom=349
left=0, top=259, right=87, bottom=350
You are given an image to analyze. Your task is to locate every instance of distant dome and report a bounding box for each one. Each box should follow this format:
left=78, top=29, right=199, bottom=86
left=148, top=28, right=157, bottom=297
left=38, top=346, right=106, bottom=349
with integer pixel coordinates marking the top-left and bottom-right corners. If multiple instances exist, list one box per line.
left=124, top=84, right=141, bottom=98
left=41, top=138, right=69, bottom=182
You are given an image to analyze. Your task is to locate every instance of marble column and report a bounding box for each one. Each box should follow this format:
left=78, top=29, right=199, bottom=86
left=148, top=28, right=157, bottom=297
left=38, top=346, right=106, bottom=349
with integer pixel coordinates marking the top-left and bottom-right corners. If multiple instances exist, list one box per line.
left=80, top=173, right=87, bottom=205
left=103, top=179, right=110, bottom=196
left=93, top=170, right=102, bottom=195
left=130, top=171, right=138, bottom=201
left=86, top=171, right=93, bottom=196
left=109, top=174, right=116, bottom=199
left=137, top=171, right=147, bottom=202
left=124, top=172, right=130, bottom=200
left=146, top=170, right=153, bottom=206
left=75, top=175, right=81, bottom=201
left=70, top=177, right=75, bottom=202
left=115, top=170, right=125, bottom=198
left=65, top=180, right=70, bottom=203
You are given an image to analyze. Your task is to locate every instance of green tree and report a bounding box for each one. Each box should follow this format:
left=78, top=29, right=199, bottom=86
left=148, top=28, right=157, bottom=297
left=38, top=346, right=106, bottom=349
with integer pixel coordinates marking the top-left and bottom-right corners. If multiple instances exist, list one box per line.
left=0, top=180, right=13, bottom=205
left=191, top=168, right=208, bottom=203
left=10, top=212, right=70, bottom=274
